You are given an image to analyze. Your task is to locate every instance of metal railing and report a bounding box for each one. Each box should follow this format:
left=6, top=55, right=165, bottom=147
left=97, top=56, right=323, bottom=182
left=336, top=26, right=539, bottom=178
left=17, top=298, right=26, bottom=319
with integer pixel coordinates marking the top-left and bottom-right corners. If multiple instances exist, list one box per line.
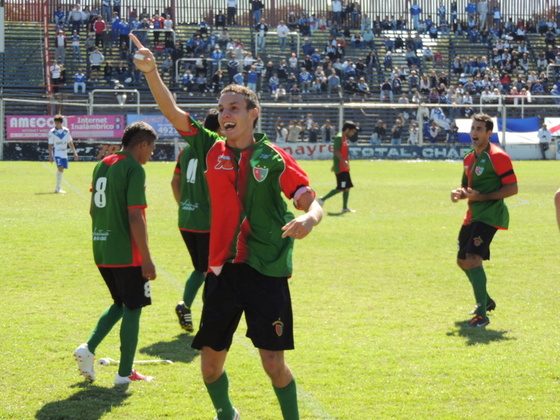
left=6, top=0, right=559, bottom=30
left=89, top=89, right=141, bottom=115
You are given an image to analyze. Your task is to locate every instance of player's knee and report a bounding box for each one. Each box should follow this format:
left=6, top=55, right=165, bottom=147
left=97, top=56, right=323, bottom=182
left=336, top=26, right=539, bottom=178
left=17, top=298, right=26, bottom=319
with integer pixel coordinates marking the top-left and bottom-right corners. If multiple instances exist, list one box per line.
left=458, top=255, right=482, bottom=271
left=260, top=353, right=286, bottom=380
left=200, top=362, right=223, bottom=383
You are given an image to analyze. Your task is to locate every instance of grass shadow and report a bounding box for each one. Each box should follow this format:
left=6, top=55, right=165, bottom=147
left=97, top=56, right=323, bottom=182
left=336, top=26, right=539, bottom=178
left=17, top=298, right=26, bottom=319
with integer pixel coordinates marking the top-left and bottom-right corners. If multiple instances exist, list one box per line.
left=35, top=384, right=130, bottom=420
left=138, top=333, right=199, bottom=364
left=327, top=211, right=345, bottom=216
left=446, top=321, right=516, bottom=346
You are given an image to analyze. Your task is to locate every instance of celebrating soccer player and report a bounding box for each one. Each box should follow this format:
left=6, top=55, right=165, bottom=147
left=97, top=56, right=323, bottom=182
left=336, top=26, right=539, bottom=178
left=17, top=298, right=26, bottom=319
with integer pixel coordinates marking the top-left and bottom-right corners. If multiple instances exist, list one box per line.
left=130, top=33, right=323, bottom=420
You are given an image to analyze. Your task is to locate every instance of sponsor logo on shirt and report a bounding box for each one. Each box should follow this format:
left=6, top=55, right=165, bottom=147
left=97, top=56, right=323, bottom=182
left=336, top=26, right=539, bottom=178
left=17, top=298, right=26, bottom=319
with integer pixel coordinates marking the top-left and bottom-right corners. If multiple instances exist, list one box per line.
left=215, top=155, right=234, bottom=170
left=180, top=199, right=199, bottom=211
left=93, top=228, right=111, bottom=241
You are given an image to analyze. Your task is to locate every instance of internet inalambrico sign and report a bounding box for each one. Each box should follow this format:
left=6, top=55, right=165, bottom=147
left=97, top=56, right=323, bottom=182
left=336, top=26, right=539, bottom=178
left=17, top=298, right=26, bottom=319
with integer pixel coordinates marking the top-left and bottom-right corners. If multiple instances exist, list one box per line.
left=6, top=115, right=125, bottom=139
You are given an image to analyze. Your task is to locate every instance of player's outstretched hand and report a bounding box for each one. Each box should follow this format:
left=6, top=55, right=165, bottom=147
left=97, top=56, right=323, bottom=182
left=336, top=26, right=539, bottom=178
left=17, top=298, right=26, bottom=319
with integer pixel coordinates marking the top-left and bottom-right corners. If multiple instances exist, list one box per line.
left=129, top=33, right=156, bottom=74
left=281, top=214, right=315, bottom=240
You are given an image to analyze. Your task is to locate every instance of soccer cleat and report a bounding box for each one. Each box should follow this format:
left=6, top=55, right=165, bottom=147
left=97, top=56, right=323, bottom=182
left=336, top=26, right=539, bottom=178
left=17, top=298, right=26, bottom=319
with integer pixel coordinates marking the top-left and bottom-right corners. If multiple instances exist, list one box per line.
left=74, top=343, right=95, bottom=382
left=55, top=189, right=67, bottom=194
left=469, top=298, right=496, bottom=315
left=316, top=197, right=324, bottom=207
left=342, top=208, right=356, bottom=213
left=214, top=408, right=240, bottom=420
left=467, top=315, right=490, bottom=328
left=175, top=301, right=193, bottom=332
left=114, top=369, right=154, bottom=385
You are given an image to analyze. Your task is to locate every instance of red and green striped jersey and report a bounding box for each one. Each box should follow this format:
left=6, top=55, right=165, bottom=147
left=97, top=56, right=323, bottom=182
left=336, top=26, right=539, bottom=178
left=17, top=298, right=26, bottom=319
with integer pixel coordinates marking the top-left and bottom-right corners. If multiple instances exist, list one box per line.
left=461, top=143, right=517, bottom=229
left=333, top=133, right=349, bottom=173
left=91, top=152, right=147, bottom=267
left=179, top=115, right=311, bottom=277
left=174, top=143, right=211, bottom=232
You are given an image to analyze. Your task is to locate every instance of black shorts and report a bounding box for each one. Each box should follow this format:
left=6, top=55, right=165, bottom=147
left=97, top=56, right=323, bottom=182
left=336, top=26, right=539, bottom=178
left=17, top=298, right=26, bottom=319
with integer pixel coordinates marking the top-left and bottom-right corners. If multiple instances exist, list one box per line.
left=457, top=221, right=498, bottom=261
left=180, top=230, right=210, bottom=272
left=91, top=65, right=101, bottom=71
left=98, top=266, right=152, bottom=310
left=191, top=263, right=294, bottom=352
left=336, top=171, right=353, bottom=190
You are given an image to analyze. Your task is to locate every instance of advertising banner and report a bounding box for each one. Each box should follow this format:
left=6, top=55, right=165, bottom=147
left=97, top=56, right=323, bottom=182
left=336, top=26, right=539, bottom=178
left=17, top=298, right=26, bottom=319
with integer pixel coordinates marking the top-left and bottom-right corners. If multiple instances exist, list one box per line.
left=3, top=141, right=472, bottom=162
left=275, top=143, right=471, bottom=160
left=6, top=115, right=126, bottom=140
left=126, top=114, right=180, bottom=138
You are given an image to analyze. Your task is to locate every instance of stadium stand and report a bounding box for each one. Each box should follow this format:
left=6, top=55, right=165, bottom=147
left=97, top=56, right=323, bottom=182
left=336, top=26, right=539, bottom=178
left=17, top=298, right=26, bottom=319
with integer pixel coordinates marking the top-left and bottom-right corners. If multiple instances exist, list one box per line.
left=1, top=1, right=559, bottom=146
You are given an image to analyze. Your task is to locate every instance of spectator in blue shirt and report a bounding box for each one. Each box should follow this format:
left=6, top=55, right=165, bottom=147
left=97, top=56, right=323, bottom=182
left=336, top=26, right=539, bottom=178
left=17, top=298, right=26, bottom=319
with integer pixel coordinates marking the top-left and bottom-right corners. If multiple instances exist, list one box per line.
left=327, top=72, right=340, bottom=95
left=118, top=18, right=130, bottom=47
left=246, top=65, right=260, bottom=91
left=74, top=69, right=87, bottom=93
left=550, top=85, right=560, bottom=104
left=233, top=70, right=244, bottom=86
left=410, top=2, right=422, bottom=30
left=181, top=70, right=195, bottom=91
left=110, top=13, right=121, bottom=45
left=54, top=6, right=66, bottom=25
left=298, top=68, right=313, bottom=93
left=211, top=46, right=224, bottom=73
left=301, top=38, right=314, bottom=57
left=227, top=57, right=239, bottom=83
left=425, top=15, right=434, bottom=29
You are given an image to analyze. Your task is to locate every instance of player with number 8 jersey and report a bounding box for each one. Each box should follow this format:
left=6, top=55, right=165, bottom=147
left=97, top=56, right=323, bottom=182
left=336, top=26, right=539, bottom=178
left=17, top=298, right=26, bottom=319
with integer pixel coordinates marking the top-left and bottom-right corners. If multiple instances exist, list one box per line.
left=92, top=151, right=148, bottom=266
left=74, top=121, right=158, bottom=386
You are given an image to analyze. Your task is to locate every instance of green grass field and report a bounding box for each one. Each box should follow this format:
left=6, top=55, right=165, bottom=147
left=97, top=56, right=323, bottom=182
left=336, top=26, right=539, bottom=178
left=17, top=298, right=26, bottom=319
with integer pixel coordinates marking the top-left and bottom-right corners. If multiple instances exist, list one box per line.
left=1, top=159, right=559, bottom=420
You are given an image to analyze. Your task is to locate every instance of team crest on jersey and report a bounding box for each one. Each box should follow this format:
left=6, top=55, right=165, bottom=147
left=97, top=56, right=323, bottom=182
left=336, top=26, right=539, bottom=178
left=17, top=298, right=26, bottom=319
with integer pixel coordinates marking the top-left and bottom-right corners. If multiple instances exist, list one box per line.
left=272, top=319, right=284, bottom=337
left=475, top=166, right=484, bottom=176
left=473, top=236, right=483, bottom=247
left=215, top=155, right=234, bottom=170
left=253, top=166, right=269, bottom=182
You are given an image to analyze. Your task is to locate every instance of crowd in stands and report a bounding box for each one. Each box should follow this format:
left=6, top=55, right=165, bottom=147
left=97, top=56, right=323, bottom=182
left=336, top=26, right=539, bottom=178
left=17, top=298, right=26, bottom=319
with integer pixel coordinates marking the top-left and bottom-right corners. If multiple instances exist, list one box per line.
left=48, top=1, right=560, bottom=142
left=51, top=3, right=174, bottom=96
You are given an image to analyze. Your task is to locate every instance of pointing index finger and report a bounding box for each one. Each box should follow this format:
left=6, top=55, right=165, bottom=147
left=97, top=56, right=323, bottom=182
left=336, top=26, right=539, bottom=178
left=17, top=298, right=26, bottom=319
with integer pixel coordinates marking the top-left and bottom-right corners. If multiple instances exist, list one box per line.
left=129, top=33, right=143, bottom=49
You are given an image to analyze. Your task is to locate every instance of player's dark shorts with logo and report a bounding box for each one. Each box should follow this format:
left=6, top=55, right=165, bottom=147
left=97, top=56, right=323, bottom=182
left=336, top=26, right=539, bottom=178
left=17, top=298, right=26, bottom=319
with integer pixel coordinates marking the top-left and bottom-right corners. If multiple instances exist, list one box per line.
left=98, top=266, right=152, bottom=310
left=180, top=230, right=210, bottom=272
left=457, top=221, right=498, bottom=260
left=336, top=171, right=353, bottom=190
left=191, top=262, right=294, bottom=352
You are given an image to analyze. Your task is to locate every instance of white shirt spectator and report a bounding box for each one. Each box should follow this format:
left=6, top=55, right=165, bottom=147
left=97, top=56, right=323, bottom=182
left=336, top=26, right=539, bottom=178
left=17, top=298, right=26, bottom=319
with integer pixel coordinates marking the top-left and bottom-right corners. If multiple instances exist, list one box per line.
left=277, top=23, right=289, bottom=38
left=331, top=0, right=342, bottom=13
left=538, top=127, right=552, bottom=143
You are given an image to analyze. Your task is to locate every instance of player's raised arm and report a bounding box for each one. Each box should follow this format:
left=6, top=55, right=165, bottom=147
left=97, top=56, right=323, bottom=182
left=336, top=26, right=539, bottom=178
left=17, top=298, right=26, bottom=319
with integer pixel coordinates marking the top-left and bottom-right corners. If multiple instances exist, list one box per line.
left=129, top=33, right=192, bottom=133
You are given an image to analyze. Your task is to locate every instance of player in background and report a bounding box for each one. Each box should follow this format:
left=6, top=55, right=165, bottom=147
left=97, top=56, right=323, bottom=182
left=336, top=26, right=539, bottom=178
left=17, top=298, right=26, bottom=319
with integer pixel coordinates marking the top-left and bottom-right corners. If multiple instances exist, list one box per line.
left=173, top=109, right=222, bottom=332
left=74, top=121, right=158, bottom=385
left=131, top=33, right=323, bottom=420
left=48, top=114, right=79, bottom=193
left=450, top=113, right=518, bottom=327
left=555, top=187, right=560, bottom=231
left=317, top=121, right=357, bottom=213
